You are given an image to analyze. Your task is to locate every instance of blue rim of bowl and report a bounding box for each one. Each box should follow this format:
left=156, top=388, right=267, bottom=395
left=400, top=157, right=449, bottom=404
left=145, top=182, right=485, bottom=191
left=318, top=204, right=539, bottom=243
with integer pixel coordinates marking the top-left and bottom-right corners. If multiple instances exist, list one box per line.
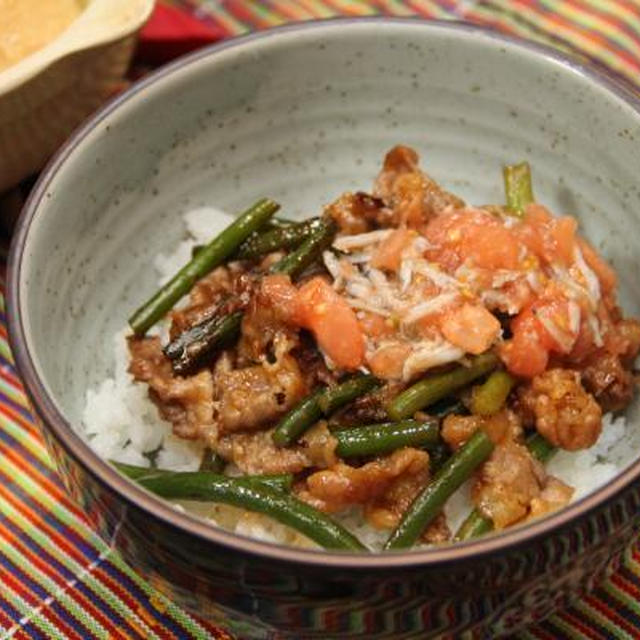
left=8, top=17, right=640, bottom=570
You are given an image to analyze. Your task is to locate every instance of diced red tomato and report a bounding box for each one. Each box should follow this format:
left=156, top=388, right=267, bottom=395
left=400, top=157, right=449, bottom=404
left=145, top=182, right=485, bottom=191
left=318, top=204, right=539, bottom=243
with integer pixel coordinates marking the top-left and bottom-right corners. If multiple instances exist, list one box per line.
left=524, top=203, right=553, bottom=225
left=515, top=204, right=550, bottom=260
left=500, top=293, right=580, bottom=377
left=358, top=312, right=394, bottom=339
left=439, top=303, right=501, bottom=355
left=424, top=209, right=520, bottom=271
left=466, top=225, right=520, bottom=271
left=500, top=308, right=549, bottom=377
left=368, top=342, right=412, bottom=380
left=578, top=238, right=617, bottom=293
left=415, top=310, right=447, bottom=341
left=370, top=229, right=415, bottom=272
left=528, top=296, right=577, bottom=355
left=550, top=216, right=577, bottom=267
left=515, top=205, right=577, bottom=267
left=294, top=277, right=365, bottom=370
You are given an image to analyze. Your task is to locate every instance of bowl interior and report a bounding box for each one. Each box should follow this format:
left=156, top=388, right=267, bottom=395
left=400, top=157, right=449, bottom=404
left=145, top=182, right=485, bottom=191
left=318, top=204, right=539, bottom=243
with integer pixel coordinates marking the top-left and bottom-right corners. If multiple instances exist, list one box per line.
left=14, top=20, right=640, bottom=539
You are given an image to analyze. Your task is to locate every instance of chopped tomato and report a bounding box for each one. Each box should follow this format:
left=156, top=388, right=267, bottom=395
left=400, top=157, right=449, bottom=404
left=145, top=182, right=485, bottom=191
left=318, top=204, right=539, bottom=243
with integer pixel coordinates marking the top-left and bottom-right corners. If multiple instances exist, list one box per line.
left=500, top=308, right=549, bottom=377
left=501, top=278, right=536, bottom=313
left=529, top=296, right=578, bottom=355
left=368, top=342, right=412, bottom=380
left=525, top=203, right=553, bottom=225
left=466, top=224, right=520, bottom=271
left=513, top=223, right=544, bottom=261
left=370, top=229, right=415, bottom=272
left=550, top=216, right=577, bottom=267
left=515, top=204, right=552, bottom=260
left=578, top=238, right=617, bottom=293
left=424, top=209, right=520, bottom=271
left=359, top=312, right=394, bottom=339
left=439, top=303, right=501, bottom=355
left=515, top=206, right=577, bottom=267
left=415, top=310, right=447, bottom=341
left=294, top=277, right=365, bottom=370
left=500, top=292, right=578, bottom=377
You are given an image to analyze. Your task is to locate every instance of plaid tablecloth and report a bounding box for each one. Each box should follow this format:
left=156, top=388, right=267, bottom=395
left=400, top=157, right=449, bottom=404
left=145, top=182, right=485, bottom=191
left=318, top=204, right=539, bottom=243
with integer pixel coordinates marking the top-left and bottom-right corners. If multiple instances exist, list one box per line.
left=3, top=2, right=640, bottom=638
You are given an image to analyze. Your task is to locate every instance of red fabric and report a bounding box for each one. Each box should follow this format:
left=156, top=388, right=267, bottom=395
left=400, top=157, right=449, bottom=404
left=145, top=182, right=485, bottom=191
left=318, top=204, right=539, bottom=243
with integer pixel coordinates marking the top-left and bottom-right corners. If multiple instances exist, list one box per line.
left=136, top=2, right=226, bottom=65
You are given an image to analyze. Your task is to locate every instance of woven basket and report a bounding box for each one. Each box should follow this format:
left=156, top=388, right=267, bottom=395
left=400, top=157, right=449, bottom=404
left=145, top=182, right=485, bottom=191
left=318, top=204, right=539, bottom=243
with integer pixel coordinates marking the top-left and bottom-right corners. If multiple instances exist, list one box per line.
left=0, top=0, right=155, bottom=192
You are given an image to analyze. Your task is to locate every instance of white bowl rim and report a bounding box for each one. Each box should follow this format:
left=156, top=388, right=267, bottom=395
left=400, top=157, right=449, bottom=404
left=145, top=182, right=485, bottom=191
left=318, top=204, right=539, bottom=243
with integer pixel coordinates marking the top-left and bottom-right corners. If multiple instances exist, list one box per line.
left=8, top=17, right=640, bottom=570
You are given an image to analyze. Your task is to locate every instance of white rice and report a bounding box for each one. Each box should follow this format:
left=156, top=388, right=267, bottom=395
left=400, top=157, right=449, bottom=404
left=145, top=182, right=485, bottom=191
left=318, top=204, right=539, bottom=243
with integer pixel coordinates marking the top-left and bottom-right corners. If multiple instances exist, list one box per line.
left=81, top=207, right=633, bottom=551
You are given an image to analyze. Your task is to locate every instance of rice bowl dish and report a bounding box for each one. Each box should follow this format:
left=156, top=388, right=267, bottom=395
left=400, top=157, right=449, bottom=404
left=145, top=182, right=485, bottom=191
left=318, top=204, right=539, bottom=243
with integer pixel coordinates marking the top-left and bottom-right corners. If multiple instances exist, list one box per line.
left=82, top=147, right=639, bottom=552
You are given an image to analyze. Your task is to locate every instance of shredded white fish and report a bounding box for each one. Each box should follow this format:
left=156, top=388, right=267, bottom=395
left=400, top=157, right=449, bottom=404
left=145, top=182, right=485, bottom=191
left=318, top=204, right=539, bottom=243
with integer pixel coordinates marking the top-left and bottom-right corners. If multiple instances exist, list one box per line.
left=568, top=300, right=581, bottom=335
left=398, top=258, right=413, bottom=292
left=518, top=245, right=527, bottom=262
left=481, top=289, right=520, bottom=315
left=573, top=245, right=601, bottom=308
left=360, top=267, right=404, bottom=311
left=537, top=309, right=577, bottom=353
left=345, top=252, right=371, bottom=264
left=345, top=298, right=393, bottom=317
left=322, top=250, right=342, bottom=279
left=403, top=292, right=459, bottom=325
left=526, top=270, right=544, bottom=294
left=492, top=270, right=522, bottom=288
left=412, top=236, right=433, bottom=252
left=552, top=264, right=591, bottom=305
left=589, top=314, right=604, bottom=347
left=368, top=267, right=391, bottom=291
left=412, top=261, right=462, bottom=290
left=345, top=279, right=374, bottom=300
left=402, top=341, right=465, bottom=381
left=333, top=229, right=393, bottom=251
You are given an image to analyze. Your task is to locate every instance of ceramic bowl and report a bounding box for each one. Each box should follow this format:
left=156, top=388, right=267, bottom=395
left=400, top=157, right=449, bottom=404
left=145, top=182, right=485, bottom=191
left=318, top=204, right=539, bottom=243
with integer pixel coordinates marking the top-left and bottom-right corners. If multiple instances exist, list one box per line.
left=0, top=0, right=154, bottom=192
left=8, top=19, right=640, bottom=639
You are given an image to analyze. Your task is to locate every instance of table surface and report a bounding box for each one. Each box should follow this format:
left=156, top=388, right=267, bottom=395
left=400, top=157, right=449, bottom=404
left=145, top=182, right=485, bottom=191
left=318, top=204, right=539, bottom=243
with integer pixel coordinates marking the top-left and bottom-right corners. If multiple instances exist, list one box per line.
left=2, top=1, right=640, bottom=638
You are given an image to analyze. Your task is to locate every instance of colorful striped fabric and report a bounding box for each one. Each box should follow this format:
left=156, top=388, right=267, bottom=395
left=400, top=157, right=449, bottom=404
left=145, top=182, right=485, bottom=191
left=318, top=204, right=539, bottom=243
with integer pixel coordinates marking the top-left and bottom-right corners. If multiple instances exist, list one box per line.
left=3, top=1, right=640, bottom=638
left=179, top=0, right=640, bottom=88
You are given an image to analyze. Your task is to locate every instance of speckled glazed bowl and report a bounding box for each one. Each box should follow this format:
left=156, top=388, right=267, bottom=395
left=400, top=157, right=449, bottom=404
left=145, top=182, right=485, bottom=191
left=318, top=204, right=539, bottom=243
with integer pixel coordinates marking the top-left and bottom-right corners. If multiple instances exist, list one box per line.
left=8, top=19, right=640, bottom=639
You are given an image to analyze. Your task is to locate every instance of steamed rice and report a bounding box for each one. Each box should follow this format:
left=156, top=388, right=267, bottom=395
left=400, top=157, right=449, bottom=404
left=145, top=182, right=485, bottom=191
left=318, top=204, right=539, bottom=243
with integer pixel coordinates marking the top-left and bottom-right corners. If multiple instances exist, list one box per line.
left=81, top=206, right=629, bottom=551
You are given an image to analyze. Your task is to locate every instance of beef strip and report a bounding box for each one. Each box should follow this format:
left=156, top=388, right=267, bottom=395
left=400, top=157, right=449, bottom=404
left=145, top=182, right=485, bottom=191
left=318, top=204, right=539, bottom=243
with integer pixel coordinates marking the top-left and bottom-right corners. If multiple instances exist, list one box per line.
left=517, top=368, right=602, bottom=450
left=128, top=336, right=216, bottom=442
left=472, top=439, right=547, bottom=529
left=325, top=191, right=389, bottom=234
left=214, top=351, right=306, bottom=434
left=217, top=423, right=337, bottom=475
left=298, top=447, right=435, bottom=531
left=528, top=476, right=574, bottom=520
left=442, top=409, right=522, bottom=450
left=373, top=145, right=465, bottom=227
left=578, top=317, right=640, bottom=412
left=440, top=407, right=573, bottom=530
